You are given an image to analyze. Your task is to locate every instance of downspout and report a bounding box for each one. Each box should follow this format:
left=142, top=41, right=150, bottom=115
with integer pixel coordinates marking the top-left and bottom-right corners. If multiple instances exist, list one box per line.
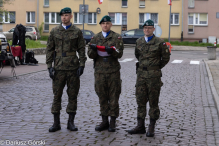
left=37, top=0, right=39, bottom=28
left=181, top=0, right=183, bottom=42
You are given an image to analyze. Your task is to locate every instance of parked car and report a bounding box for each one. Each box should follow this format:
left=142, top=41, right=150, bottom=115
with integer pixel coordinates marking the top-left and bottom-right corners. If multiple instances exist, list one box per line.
left=3, top=26, right=41, bottom=40
left=81, top=30, right=95, bottom=44
left=121, top=29, right=144, bottom=44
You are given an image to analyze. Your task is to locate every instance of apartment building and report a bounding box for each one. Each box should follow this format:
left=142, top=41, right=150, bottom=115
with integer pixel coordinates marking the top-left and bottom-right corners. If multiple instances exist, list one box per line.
left=0, top=0, right=37, bottom=32
left=184, top=0, right=219, bottom=42
left=1, top=0, right=183, bottom=39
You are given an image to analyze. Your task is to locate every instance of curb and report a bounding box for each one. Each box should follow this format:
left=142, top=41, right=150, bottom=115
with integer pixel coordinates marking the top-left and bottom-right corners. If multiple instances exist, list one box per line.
left=204, top=60, right=219, bottom=114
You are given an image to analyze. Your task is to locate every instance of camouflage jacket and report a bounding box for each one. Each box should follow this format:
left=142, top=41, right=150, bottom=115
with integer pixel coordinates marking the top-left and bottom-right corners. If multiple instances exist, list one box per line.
left=135, top=35, right=170, bottom=78
left=46, top=24, right=87, bottom=70
left=87, top=31, right=124, bottom=73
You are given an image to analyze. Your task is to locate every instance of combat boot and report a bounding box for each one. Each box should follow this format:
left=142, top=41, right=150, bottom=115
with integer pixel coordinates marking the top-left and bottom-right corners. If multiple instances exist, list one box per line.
left=126, top=117, right=146, bottom=134
left=95, top=116, right=109, bottom=131
left=49, top=113, right=61, bottom=132
left=108, top=116, right=116, bottom=132
left=146, top=118, right=156, bottom=137
left=67, top=113, right=78, bottom=131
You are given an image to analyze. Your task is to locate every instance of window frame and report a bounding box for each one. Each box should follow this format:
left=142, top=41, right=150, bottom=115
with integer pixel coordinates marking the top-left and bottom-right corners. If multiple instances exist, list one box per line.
left=0, top=12, right=16, bottom=23
left=44, top=0, right=49, bottom=7
left=188, top=25, right=194, bottom=34
left=88, top=12, right=97, bottom=24
left=171, top=13, right=179, bottom=25
left=26, top=12, right=35, bottom=24
left=139, top=0, right=145, bottom=7
left=188, top=0, right=195, bottom=8
left=188, top=13, right=208, bottom=26
left=139, top=13, right=159, bottom=26
left=108, top=13, right=127, bottom=25
left=122, top=0, right=128, bottom=7
left=74, top=12, right=82, bottom=24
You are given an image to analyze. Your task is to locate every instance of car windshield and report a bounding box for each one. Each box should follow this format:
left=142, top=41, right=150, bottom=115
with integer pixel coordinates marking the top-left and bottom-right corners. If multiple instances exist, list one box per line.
left=26, top=28, right=33, bottom=32
left=84, top=31, right=92, bottom=35
left=9, top=28, right=15, bottom=32
left=135, top=29, right=144, bottom=36
left=125, top=30, right=135, bottom=36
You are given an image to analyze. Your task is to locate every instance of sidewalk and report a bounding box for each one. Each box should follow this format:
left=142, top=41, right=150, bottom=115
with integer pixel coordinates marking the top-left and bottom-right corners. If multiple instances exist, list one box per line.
left=205, top=59, right=219, bottom=114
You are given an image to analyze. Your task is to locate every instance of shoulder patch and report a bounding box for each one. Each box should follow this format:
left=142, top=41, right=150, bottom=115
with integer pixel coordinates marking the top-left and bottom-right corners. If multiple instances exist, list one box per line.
left=118, top=37, right=121, bottom=39
left=91, top=37, right=94, bottom=39
left=163, top=43, right=166, bottom=46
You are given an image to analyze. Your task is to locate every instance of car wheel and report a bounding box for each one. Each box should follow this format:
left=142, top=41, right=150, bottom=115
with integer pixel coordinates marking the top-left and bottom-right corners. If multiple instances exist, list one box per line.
left=25, top=36, right=31, bottom=40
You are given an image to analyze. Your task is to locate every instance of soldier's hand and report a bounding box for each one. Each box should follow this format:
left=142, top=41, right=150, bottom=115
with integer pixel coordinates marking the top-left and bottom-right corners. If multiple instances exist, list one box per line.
left=48, top=67, right=55, bottom=80
left=77, top=66, right=84, bottom=77
left=89, top=44, right=97, bottom=51
left=105, top=46, right=113, bottom=54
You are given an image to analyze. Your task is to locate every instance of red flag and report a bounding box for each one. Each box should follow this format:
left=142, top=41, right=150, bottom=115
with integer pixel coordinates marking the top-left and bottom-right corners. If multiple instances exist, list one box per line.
left=168, top=0, right=172, bottom=5
left=98, top=0, right=103, bottom=4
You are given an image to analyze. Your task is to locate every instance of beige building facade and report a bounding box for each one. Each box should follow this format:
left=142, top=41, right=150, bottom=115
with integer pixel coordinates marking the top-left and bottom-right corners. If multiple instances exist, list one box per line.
left=1, top=0, right=184, bottom=40
left=1, top=0, right=37, bottom=32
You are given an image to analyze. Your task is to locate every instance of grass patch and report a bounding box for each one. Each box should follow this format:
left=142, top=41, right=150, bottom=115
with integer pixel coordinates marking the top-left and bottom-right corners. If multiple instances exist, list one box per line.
left=8, top=39, right=47, bottom=49
left=39, top=36, right=49, bottom=41
left=164, top=39, right=219, bottom=47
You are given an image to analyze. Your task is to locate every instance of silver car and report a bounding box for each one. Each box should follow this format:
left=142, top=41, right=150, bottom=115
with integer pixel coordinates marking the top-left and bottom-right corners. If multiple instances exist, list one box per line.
left=3, top=26, right=41, bottom=40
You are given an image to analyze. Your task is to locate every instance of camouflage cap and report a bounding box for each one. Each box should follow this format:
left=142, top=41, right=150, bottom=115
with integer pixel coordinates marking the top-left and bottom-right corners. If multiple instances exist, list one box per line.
left=59, top=7, right=72, bottom=15
left=99, top=15, right=111, bottom=24
left=142, top=19, right=154, bottom=27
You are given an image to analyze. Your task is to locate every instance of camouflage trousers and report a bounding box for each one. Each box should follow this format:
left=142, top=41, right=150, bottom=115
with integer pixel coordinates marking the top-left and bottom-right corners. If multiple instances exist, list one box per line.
left=95, top=71, right=121, bottom=118
left=136, top=76, right=163, bottom=120
left=51, top=70, right=80, bottom=114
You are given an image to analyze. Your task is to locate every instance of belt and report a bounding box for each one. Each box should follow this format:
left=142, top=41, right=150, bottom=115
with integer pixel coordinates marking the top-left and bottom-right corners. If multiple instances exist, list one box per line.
left=140, top=66, right=160, bottom=71
left=97, top=56, right=113, bottom=62
left=56, top=52, right=76, bottom=57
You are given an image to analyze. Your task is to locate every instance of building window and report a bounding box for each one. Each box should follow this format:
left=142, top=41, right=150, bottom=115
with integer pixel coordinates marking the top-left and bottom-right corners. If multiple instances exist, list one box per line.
left=27, top=12, right=35, bottom=23
left=171, top=13, right=179, bottom=25
left=109, top=13, right=127, bottom=25
left=0, top=0, right=3, bottom=7
left=122, top=0, right=127, bottom=7
left=216, top=12, right=219, bottom=18
left=139, top=13, right=158, bottom=28
left=44, top=0, right=49, bottom=6
left=188, top=0, right=194, bottom=8
left=122, top=13, right=127, bottom=31
left=44, top=12, right=61, bottom=25
left=188, top=13, right=208, bottom=25
left=74, top=13, right=81, bottom=24
left=88, top=13, right=97, bottom=24
left=44, top=12, right=49, bottom=31
left=188, top=25, right=194, bottom=33
left=0, top=12, right=15, bottom=23
left=139, top=0, right=145, bottom=7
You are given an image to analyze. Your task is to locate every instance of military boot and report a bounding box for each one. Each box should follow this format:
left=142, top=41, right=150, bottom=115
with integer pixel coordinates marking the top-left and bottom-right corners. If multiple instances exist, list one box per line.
left=95, top=116, right=109, bottom=131
left=126, top=117, right=146, bottom=134
left=146, top=118, right=156, bottom=137
left=49, top=113, right=61, bottom=132
left=108, top=116, right=116, bottom=132
left=67, top=113, right=78, bottom=131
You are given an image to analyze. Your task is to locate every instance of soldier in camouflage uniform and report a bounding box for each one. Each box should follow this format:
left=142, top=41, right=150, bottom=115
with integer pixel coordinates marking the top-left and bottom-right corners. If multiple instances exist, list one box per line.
left=87, top=15, right=124, bottom=132
left=46, top=7, right=87, bottom=132
left=127, top=20, right=170, bottom=137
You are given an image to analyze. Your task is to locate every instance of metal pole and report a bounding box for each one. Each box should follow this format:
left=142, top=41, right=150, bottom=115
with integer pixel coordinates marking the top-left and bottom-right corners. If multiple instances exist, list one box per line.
left=168, top=4, right=172, bottom=43
left=37, top=0, right=39, bottom=28
left=83, top=0, right=85, bottom=35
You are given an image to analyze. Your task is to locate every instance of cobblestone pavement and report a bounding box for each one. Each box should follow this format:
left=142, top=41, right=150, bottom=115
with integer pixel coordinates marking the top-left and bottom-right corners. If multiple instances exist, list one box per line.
left=0, top=49, right=219, bottom=146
